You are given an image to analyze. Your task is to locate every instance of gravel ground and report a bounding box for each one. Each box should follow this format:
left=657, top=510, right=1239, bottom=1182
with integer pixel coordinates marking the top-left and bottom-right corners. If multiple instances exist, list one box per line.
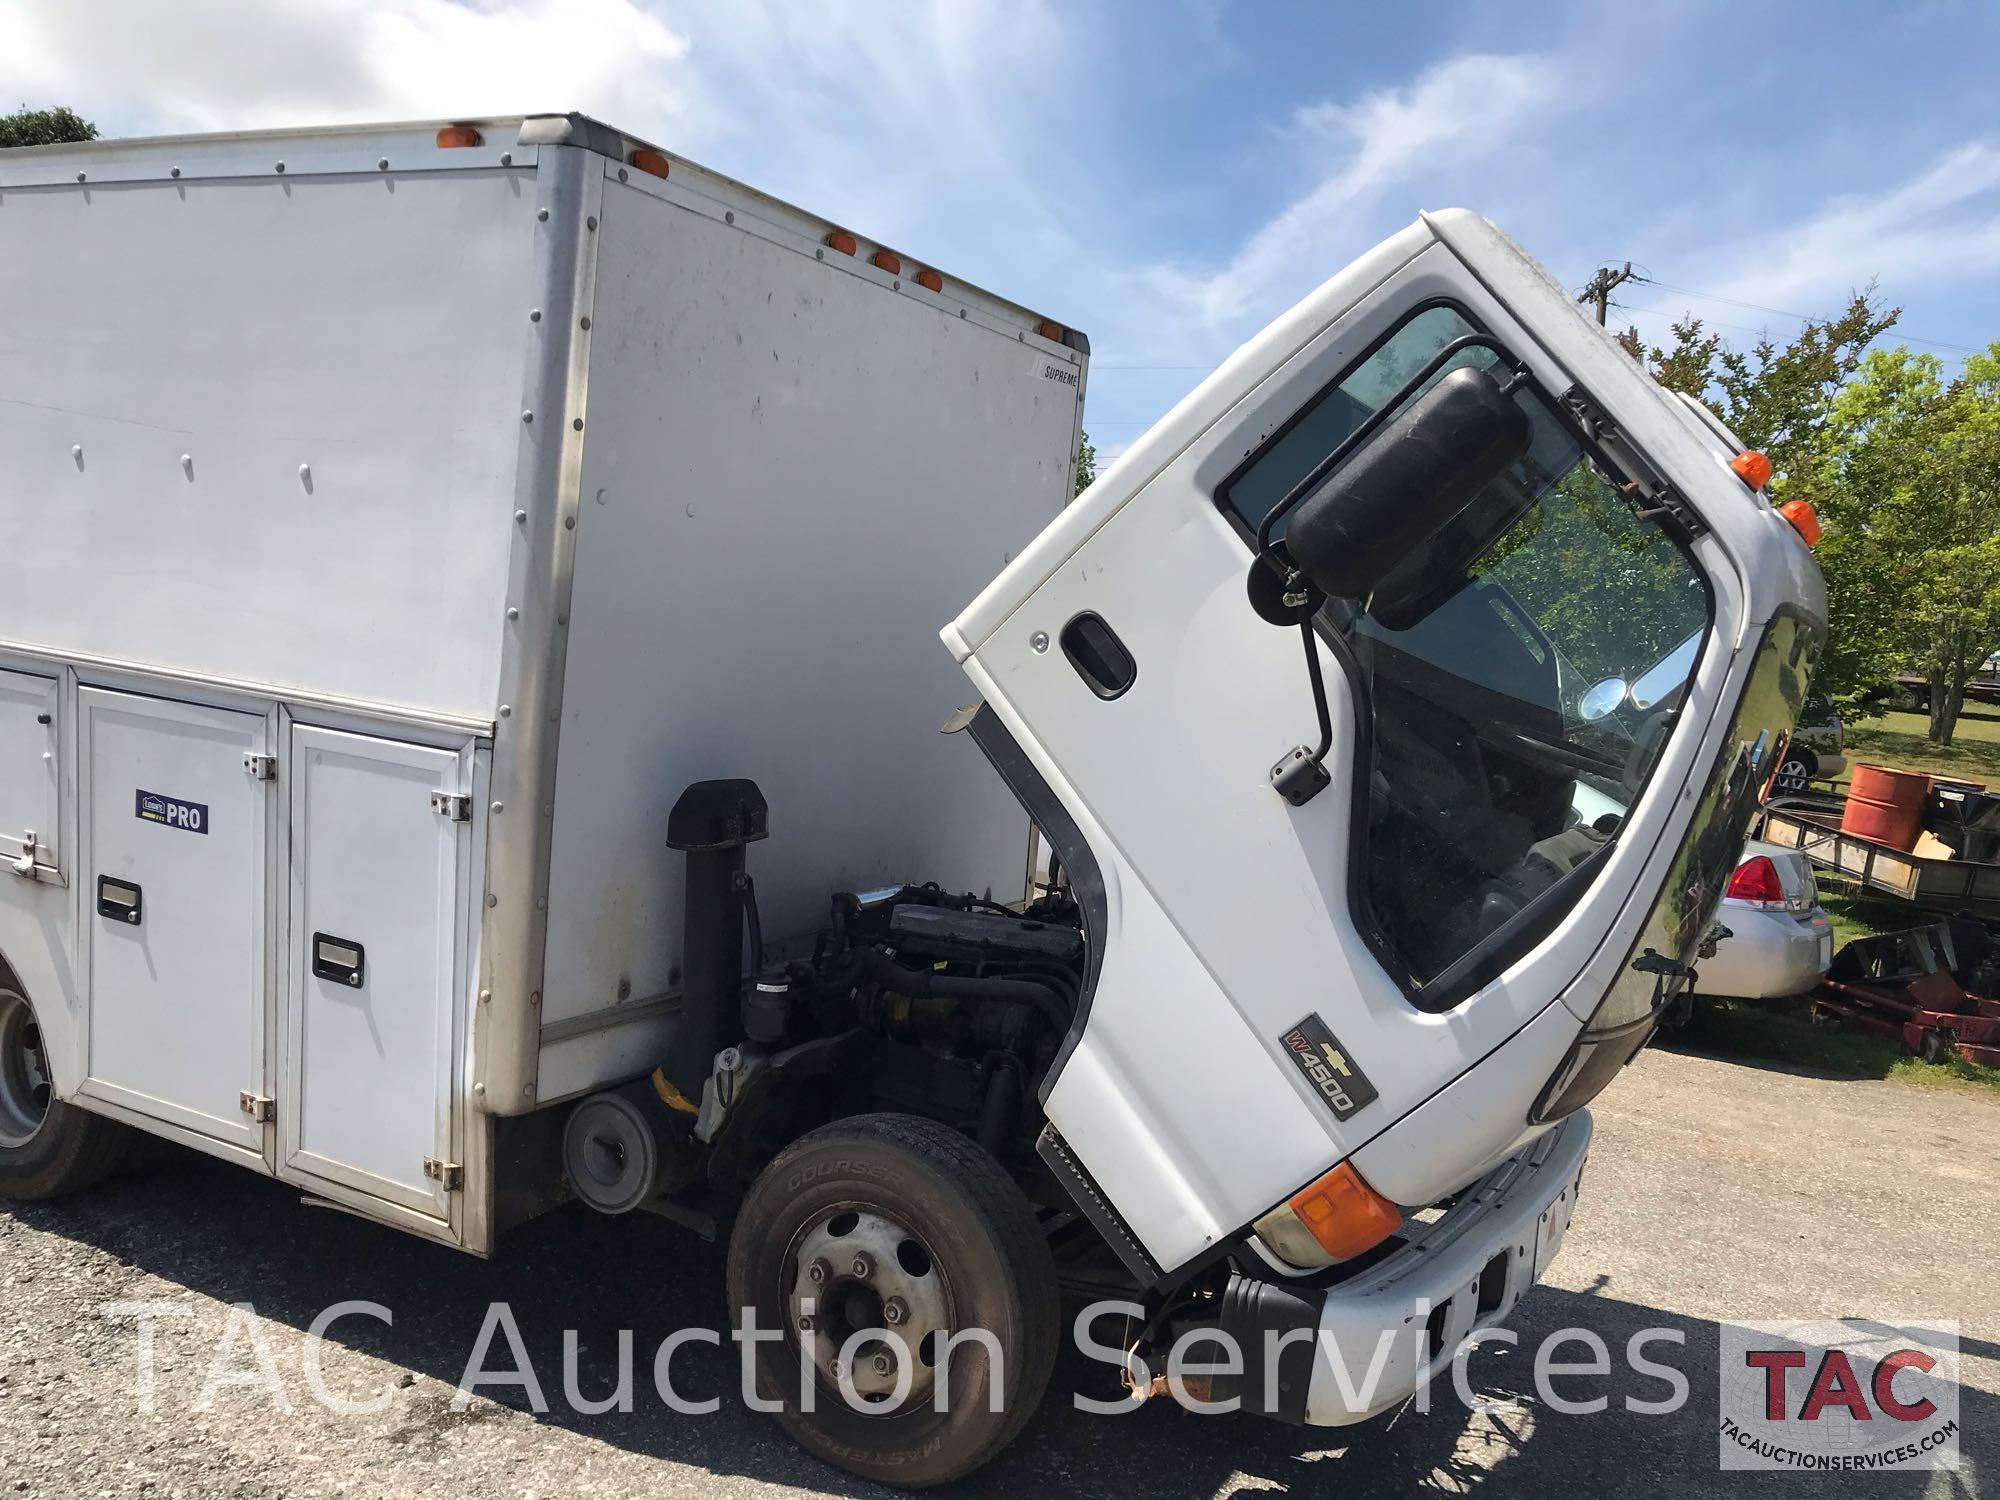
left=2, top=1043, right=1994, bottom=1498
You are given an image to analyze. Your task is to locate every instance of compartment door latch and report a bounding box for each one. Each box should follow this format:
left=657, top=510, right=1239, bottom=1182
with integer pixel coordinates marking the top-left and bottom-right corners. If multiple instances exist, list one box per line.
left=242, top=753, right=277, bottom=781
left=238, top=1092, right=274, bottom=1123
left=429, top=790, right=472, bottom=822
left=423, top=1157, right=463, bottom=1191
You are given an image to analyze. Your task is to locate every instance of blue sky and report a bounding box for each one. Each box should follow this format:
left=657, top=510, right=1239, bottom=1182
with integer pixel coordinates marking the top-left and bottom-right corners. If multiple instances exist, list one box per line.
left=9, top=0, right=1999, bottom=459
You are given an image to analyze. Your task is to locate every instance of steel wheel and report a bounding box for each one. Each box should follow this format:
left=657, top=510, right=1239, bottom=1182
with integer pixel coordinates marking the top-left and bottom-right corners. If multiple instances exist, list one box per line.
left=0, top=989, right=52, bottom=1149
left=788, top=1206, right=955, bottom=1408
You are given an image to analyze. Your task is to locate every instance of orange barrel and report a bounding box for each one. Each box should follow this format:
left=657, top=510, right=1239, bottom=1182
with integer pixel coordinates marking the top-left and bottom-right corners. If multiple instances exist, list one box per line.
left=1842, top=764, right=1933, bottom=850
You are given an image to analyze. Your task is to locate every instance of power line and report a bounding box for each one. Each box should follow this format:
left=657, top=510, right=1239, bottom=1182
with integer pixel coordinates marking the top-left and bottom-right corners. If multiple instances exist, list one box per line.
left=1622, top=274, right=1982, bottom=357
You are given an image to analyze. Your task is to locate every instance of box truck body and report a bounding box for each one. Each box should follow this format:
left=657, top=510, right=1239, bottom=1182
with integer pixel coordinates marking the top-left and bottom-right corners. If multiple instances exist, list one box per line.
left=0, top=113, right=1086, bottom=1251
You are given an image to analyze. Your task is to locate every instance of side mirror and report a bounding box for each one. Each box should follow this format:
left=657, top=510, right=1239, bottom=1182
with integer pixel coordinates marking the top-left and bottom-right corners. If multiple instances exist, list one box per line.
left=1281, top=365, right=1531, bottom=602
left=1578, top=677, right=1629, bottom=722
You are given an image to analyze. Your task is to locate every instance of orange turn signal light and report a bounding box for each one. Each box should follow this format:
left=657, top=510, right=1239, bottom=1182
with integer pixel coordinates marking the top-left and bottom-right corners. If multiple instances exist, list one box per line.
left=825, top=230, right=858, bottom=257
left=1730, top=449, right=1772, bottom=490
left=628, top=148, right=670, bottom=179
left=435, top=125, right=483, bottom=150
left=1779, top=498, right=1821, bottom=548
left=915, top=268, right=943, bottom=293
left=1035, top=319, right=1064, bottom=342
left=1288, top=1161, right=1402, bottom=1260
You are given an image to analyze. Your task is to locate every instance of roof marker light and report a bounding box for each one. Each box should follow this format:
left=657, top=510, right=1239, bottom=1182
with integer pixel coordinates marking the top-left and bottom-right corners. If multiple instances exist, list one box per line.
left=1730, top=449, right=1772, bottom=489
left=1036, top=319, right=1064, bottom=342
left=915, top=269, right=943, bottom=293
left=870, top=250, right=902, bottom=275
left=628, top=148, right=670, bottom=179
left=436, top=125, right=483, bottom=149
left=825, top=231, right=857, bottom=257
left=1779, top=498, right=1821, bottom=547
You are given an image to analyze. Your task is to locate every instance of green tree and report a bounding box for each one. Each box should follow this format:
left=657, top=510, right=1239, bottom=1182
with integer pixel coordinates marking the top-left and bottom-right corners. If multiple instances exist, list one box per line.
left=0, top=105, right=98, bottom=148
left=1073, top=430, right=1097, bottom=497
left=1808, top=346, right=2000, bottom=745
left=1620, top=293, right=1904, bottom=704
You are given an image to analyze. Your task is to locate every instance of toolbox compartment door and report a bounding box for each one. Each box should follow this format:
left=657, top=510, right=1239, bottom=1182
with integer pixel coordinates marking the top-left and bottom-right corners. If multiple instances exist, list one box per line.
left=0, top=669, right=59, bottom=877
left=79, top=687, right=271, bottom=1153
left=280, top=726, right=469, bottom=1228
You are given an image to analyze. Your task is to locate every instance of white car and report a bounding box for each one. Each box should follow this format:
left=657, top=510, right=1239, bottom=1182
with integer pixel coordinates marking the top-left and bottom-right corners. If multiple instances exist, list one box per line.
left=1697, top=842, right=1835, bottom=999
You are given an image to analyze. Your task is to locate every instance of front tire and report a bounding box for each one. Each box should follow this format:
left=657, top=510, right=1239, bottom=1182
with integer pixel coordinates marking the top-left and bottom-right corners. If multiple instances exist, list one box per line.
left=0, top=986, right=131, bottom=1200
left=727, top=1113, right=1059, bottom=1488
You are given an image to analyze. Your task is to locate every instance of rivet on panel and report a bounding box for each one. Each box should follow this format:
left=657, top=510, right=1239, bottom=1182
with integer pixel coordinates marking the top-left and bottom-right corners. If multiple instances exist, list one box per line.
left=535, top=898, right=547, bottom=911
left=587, top=215, right=597, bottom=230
left=76, top=171, right=86, bottom=183
left=298, top=464, right=313, bottom=493
left=815, top=249, right=825, bottom=261
left=542, top=803, right=553, bottom=816
left=170, top=166, right=181, bottom=179
left=595, top=489, right=608, bottom=505
left=499, top=704, right=512, bottom=718
left=537, top=207, right=549, bottom=221
left=478, top=988, right=492, bottom=1003
left=71, top=445, right=83, bottom=469
left=725, top=211, right=735, bottom=224
left=571, top=417, right=583, bottom=432
left=617, top=168, right=628, bottom=183
left=275, top=161, right=286, bottom=173
left=491, top=801, right=504, bottom=814
left=1030, top=630, right=1051, bottom=653
left=579, top=316, right=591, bottom=330
left=515, top=510, right=528, bottom=524
left=563, top=515, right=575, bottom=530
left=524, top=1084, right=534, bottom=1098
left=378, top=158, right=390, bottom=171
left=474, top=1083, right=485, bottom=1097
left=487, top=893, right=499, bottom=908
left=506, top=606, right=520, bottom=620
left=501, top=152, right=514, bottom=167
left=180, top=454, right=194, bottom=480
left=556, top=611, right=568, bottom=626
left=521, top=410, right=534, bottom=424
left=529, top=308, right=542, bottom=322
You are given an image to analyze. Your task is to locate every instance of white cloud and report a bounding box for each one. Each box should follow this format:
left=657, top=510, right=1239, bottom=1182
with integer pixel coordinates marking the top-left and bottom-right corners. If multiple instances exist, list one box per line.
left=1133, top=52, right=1562, bottom=331
left=1706, top=142, right=2000, bottom=312
left=0, top=0, right=694, bottom=136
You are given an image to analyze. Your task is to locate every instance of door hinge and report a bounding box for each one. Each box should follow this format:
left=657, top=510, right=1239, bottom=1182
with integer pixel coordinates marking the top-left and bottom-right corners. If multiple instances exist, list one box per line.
left=238, top=1091, right=275, bottom=1122
left=423, top=1156, right=464, bottom=1191
left=429, top=790, right=472, bottom=822
left=243, top=753, right=278, bottom=781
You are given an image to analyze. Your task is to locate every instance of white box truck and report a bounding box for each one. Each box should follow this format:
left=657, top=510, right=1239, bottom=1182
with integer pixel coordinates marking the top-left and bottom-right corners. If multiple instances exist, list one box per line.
left=0, top=114, right=1825, bottom=1485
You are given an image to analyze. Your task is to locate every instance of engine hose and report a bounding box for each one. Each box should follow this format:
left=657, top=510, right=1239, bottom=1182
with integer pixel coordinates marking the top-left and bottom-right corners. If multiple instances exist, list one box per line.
left=843, top=948, right=1072, bottom=1036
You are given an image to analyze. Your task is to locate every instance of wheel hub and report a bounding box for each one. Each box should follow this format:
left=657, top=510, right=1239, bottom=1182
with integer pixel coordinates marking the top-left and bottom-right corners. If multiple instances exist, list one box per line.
left=788, top=1208, right=951, bottom=1405
left=0, top=990, right=52, bottom=1150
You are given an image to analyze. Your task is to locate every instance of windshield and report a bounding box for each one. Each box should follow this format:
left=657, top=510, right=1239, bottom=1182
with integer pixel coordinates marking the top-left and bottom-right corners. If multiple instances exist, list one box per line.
left=1219, top=303, right=1713, bottom=997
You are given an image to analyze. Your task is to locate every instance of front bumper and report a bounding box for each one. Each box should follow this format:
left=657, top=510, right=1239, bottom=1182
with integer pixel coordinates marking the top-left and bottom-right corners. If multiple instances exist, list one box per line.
left=1206, top=1110, right=1592, bottom=1425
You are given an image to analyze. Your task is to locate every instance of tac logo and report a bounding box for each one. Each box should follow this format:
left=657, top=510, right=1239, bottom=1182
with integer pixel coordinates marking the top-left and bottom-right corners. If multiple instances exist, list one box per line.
left=1719, top=1318, right=1959, bottom=1471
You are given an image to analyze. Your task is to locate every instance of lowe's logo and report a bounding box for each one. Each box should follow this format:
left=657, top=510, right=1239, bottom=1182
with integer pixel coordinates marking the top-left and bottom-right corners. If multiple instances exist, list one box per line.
left=135, top=789, right=208, bottom=834
left=1279, top=1012, right=1378, bottom=1121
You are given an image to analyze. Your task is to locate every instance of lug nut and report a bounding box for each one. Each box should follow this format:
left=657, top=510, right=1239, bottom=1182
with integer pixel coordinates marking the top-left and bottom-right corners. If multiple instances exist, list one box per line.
left=872, top=1352, right=894, bottom=1376
left=807, top=1258, right=829, bottom=1285
left=851, top=1253, right=873, bottom=1280
left=883, top=1297, right=907, bottom=1325
left=797, top=1313, right=813, bottom=1331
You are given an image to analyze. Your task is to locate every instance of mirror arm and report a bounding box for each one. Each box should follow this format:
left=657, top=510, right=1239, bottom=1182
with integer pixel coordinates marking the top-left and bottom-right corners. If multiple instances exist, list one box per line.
left=1270, top=621, right=1337, bottom=807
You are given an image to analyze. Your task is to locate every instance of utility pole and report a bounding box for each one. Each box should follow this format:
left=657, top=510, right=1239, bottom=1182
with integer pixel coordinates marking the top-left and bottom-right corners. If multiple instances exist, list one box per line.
left=1577, top=262, right=1634, bottom=325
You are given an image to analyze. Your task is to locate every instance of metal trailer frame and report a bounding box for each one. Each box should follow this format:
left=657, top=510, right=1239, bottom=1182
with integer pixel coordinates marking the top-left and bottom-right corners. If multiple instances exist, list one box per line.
left=1758, top=800, right=2000, bottom=918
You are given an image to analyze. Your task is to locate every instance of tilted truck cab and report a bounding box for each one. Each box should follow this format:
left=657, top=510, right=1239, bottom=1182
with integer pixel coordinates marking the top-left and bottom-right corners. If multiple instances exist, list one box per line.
left=0, top=115, right=1820, bottom=1491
